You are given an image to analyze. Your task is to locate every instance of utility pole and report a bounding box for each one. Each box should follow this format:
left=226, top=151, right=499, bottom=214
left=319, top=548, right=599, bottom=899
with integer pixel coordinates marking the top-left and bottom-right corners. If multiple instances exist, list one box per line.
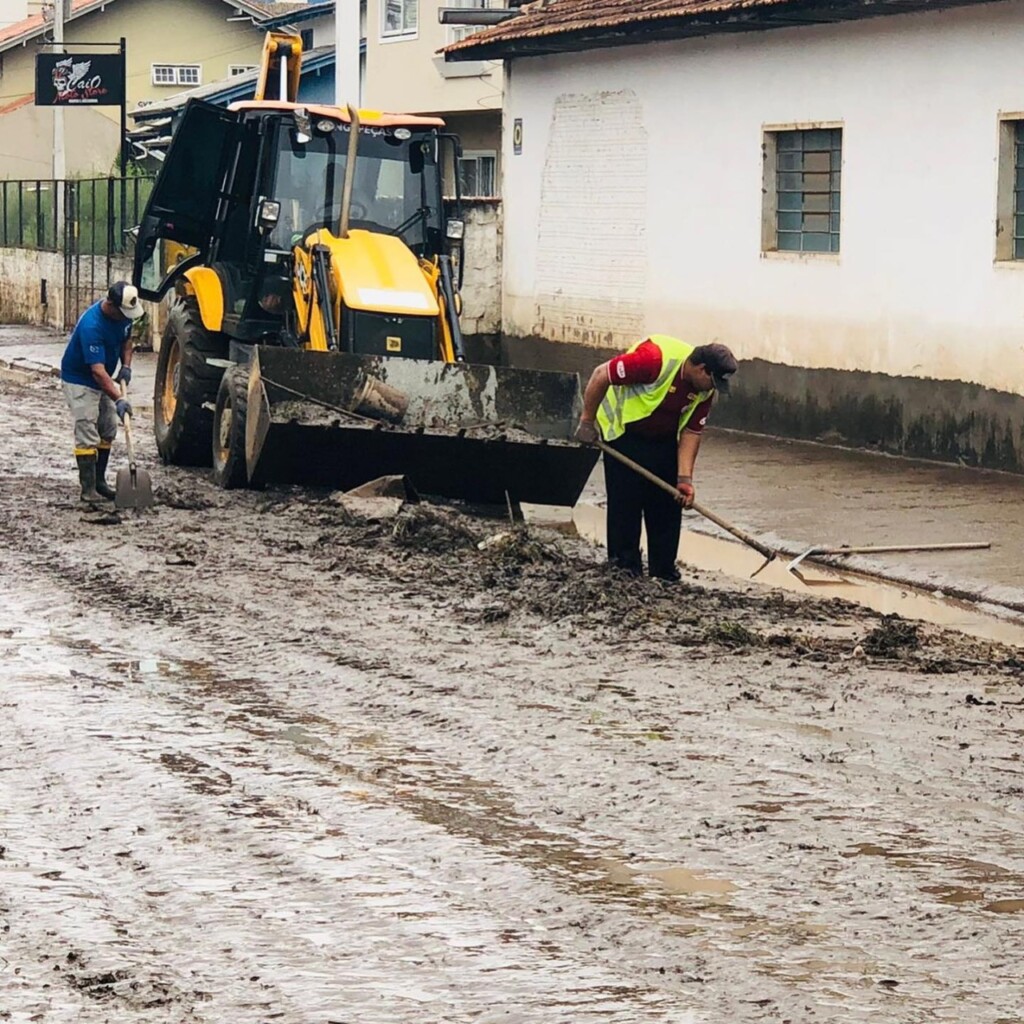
left=334, top=0, right=360, bottom=107
left=52, top=0, right=66, bottom=237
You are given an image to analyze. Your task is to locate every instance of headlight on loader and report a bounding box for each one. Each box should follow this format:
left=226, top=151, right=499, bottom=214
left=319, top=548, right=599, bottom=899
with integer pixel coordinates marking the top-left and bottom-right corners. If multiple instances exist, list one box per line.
left=257, top=199, right=281, bottom=230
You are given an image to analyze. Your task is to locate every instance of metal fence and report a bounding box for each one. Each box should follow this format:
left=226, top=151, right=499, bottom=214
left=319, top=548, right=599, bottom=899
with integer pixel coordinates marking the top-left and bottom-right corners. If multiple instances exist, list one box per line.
left=1, top=176, right=156, bottom=328
left=0, top=176, right=154, bottom=254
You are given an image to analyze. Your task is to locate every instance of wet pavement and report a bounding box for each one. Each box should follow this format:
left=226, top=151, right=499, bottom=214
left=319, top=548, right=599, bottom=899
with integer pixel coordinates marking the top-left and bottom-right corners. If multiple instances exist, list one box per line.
left=4, top=328, right=1024, bottom=1022
left=6, top=323, right=1021, bottom=605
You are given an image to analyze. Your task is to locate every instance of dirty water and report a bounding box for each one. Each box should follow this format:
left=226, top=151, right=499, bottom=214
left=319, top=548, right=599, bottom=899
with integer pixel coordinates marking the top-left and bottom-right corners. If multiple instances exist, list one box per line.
left=556, top=502, right=1024, bottom=648
left=3, top=372, right=1024, bottom=1023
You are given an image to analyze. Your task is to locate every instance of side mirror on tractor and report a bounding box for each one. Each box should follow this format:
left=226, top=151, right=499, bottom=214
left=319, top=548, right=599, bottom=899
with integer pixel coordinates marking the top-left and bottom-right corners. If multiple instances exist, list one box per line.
left=257, top=198, right=281, bottom=233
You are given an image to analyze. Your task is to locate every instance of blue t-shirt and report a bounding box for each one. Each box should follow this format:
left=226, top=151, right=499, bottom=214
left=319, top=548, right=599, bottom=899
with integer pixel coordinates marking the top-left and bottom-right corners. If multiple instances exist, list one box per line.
left=60, top=301, right=131, bottom=389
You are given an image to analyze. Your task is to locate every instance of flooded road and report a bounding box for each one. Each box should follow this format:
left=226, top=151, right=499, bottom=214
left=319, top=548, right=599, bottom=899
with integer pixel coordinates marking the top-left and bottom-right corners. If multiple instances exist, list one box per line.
left=3, top=370, right=1024, bottom=1023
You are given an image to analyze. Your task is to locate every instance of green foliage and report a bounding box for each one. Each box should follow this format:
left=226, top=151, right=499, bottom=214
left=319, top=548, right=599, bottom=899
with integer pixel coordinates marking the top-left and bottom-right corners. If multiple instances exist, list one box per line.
left=0, top=175, right=155, bottom=255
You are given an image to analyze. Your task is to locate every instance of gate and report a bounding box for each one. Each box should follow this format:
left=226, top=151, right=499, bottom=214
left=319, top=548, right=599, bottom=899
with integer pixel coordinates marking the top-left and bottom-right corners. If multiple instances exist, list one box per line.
left=61, top=176, right=155, bottom=329
left=0, top=176, right=154, bottom=329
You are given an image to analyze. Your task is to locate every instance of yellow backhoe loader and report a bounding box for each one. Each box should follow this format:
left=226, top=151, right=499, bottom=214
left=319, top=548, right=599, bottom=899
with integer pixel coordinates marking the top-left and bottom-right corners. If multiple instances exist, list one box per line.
left=132, top=32, right=597, bottom=505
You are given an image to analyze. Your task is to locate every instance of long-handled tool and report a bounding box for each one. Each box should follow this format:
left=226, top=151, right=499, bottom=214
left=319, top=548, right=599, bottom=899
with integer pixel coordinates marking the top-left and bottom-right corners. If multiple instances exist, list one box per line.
left=594, top=439, right=778, bottom=577
left=787, top=541, right=991, bottom=584
left=114, top=380, right=154, bottom=510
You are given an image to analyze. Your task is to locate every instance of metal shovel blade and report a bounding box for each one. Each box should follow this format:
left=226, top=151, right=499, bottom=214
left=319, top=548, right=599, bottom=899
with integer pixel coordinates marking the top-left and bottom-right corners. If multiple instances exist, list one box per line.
left=114, top=464, right=154, bottom=509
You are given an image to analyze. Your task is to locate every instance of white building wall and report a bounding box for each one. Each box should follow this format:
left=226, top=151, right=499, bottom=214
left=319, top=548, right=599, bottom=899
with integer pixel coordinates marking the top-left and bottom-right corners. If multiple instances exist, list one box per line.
left=502, top=1, right=1024, bottom=396
left=365, top=0, right=503, bottom=115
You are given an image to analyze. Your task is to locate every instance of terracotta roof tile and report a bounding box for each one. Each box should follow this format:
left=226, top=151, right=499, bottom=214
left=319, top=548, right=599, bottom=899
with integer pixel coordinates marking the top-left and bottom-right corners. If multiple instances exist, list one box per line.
left=0, top=93, right=33, bottom=116
left=444, top=0, right=974, bottom=58
left=0, top=0, right=101, bottom=48
left=0, top=0, right=292, bottom=51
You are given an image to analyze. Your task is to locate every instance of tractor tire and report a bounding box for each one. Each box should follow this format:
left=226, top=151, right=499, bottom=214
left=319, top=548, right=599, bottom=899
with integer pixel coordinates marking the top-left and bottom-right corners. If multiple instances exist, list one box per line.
left=153, top=297, right=228, bottom=466
left=211, top=364, right=250, bottom=489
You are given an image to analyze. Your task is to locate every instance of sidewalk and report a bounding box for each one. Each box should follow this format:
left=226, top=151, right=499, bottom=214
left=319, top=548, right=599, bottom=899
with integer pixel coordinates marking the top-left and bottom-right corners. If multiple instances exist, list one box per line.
left=0, top=325, right=156, bottom=409
left=4, top=323, right=1022, bottom=611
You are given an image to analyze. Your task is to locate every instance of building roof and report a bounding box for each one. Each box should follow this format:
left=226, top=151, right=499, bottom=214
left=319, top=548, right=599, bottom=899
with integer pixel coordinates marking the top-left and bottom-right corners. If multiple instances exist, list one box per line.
left=131, top=43, right=336, bottom=121
left=0, top=93, right=34, bottom=116
left=247, top=1, right=315, bottom=20
left=444, top=0, right=995, bottom=60
left=260, top=0, right=333, bottom=29
left=0, top=0, right=303, bottom=54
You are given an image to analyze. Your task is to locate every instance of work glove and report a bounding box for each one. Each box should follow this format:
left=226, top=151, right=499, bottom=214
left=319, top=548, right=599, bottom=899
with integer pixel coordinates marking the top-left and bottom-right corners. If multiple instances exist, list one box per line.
left=575, top=419, right=599, bottom=445
left=115, top=398, right=133, bottom=422
left=676, top=476, right=695, bottom=510
left=116, top=366, right=132, bottom=386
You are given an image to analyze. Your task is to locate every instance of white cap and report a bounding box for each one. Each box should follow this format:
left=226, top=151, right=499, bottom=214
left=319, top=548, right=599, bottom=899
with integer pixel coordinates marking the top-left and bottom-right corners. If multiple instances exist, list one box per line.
left=108, top=280, right=146, bottom=320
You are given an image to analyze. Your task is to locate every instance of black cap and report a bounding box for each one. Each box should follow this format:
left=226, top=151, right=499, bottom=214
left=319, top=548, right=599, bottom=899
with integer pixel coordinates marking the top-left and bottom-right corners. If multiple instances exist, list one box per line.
left=692, top=342, right=738, bottom=393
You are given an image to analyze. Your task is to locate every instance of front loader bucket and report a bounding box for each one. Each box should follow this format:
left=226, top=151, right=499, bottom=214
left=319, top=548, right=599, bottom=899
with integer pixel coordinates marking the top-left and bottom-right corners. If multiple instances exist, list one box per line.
left=244, top=347, right=599, bottom=506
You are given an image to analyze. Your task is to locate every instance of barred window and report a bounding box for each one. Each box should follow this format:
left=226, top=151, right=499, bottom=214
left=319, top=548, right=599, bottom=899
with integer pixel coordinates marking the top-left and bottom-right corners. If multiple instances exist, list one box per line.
left=764, top=127, right=842, bottom=254
left=1012, top=122, right=1024, bottom=260
left=459, top=152, right=497, bottom=197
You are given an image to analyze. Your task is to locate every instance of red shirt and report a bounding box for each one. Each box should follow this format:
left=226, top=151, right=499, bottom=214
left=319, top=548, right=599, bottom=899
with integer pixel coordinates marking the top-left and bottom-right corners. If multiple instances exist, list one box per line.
left=606, top=340, right=714, bottom=439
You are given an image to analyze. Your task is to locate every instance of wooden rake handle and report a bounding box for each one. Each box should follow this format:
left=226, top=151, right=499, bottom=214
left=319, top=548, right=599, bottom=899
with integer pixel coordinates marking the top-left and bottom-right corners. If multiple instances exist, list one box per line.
left=119, top=379, right=137, bottom=470
left=594, top=439, right=777, bottom=563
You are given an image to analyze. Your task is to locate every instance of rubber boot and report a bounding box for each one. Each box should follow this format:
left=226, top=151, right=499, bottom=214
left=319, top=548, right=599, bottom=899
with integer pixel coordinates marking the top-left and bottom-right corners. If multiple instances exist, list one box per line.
left=95, top=447, right=116, bottom=500
left=76, top=454, right=105, bottom=504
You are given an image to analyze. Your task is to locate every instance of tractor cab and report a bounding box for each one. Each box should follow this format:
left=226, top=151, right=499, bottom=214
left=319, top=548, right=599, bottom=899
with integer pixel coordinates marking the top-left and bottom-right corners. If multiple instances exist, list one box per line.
left=134, top=99, right=463, bottom=351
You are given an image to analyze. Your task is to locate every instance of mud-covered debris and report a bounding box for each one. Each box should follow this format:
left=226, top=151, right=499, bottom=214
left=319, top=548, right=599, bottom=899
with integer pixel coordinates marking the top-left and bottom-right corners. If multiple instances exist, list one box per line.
left=158, top=490, right=214, bottom=511
left=705, top=620, right=762, bottom=647
left=461, top=603, right=512, bottom=624
left=478, top=527, right=561, bottom=566
left=344, top=474, right=416, bottom=501
left=81, top=509, right=123, bottom=526
left=391, top=505, right=479, bottom=552
left=965, top=693, right=997, bottom=706
left=863, top=615, right=920, bottom=656
left=333, top=474, right=415, bottom=520
left=336, top=494, right=404, bottom=520
left=68, top=969, right=131, bottom=1000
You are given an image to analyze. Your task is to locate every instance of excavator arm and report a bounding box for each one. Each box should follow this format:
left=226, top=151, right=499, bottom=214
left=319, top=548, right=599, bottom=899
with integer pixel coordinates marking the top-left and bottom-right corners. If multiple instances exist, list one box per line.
left=254, top=32, right=303, bottom=103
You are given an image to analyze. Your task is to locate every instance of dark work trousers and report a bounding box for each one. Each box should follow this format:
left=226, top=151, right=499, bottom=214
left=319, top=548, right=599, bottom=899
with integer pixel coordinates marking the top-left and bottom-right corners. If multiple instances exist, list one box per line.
left=603, top=432, right=682, bottom=580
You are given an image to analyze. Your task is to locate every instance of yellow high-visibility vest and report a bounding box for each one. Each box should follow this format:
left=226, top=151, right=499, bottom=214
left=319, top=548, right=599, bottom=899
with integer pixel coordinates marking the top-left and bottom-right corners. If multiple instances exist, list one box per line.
left=596, top=334, right=713, bottom=441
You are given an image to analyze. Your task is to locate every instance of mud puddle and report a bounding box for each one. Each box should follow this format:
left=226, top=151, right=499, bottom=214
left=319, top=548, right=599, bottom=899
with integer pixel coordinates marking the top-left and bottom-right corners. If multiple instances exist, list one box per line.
left=5, top=370, right=1024, bottom=1022
left=560, top=502, right=1024, bottom=647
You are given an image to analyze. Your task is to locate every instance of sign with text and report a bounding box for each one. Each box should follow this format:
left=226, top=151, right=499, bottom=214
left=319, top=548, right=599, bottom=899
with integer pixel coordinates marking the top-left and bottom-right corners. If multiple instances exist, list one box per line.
left=35, top=52, right=125, bottom=106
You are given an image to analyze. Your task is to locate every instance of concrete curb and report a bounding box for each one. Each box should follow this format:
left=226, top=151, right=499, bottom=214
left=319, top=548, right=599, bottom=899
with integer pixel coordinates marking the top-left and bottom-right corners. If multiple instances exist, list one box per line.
left=0, top=355, right=155, bottom=412
left=0, top=356, right=59, bottom=383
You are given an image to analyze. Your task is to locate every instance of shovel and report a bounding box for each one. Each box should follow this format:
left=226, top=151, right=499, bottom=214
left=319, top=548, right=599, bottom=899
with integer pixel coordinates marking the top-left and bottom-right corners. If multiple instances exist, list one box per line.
left=594, top=439, right=778, bottom=576
left=114, top=380, right=154, bottom=510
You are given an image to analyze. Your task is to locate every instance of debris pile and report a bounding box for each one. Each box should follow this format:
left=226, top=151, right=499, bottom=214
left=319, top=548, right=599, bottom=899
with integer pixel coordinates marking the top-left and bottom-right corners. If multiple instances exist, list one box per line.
left=862, top=615, right=921, bottom=657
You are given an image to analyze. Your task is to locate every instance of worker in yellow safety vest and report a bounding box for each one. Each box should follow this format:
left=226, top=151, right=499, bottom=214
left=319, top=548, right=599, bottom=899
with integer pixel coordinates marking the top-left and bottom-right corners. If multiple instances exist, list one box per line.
left=575, top=336, right=738, bottom=581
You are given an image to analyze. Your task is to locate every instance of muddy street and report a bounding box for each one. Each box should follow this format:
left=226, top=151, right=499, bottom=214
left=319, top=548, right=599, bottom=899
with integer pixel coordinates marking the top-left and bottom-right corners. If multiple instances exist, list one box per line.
left=2, top=371, right=1024, bottom=1023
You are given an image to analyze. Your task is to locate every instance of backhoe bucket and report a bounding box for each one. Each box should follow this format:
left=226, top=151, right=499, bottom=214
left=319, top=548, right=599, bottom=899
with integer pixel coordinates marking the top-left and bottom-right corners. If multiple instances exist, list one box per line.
left=244, top=347, right=599, bottom=506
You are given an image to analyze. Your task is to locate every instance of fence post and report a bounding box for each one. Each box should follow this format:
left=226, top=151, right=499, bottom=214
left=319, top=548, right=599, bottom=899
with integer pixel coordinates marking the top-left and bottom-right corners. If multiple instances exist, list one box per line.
left=63, top=180, right=74, bottom=331
left=107, top=178, right=116, bottom=284
left=35, top=180, right=43, bottom=249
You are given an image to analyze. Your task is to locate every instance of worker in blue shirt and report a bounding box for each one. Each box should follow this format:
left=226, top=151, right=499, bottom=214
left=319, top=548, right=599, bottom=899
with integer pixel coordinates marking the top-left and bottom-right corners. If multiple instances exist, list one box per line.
left=60, top=281, right=144, bottom=502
